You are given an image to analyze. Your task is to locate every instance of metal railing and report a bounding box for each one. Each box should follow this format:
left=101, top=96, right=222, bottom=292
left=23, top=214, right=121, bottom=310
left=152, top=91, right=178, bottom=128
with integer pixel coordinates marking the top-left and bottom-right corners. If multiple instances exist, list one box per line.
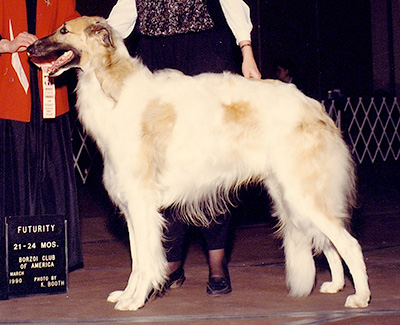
left=324, top=97, right=400, bottom=164
left=71, top=97, right=400, bottom=184
left=70, top=112, right=98, bottom=184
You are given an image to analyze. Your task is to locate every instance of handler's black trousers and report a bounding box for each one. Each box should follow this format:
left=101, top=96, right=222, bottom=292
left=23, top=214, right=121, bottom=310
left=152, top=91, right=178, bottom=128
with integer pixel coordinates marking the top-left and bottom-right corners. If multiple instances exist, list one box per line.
left=162, top=208, right=231, bottom=262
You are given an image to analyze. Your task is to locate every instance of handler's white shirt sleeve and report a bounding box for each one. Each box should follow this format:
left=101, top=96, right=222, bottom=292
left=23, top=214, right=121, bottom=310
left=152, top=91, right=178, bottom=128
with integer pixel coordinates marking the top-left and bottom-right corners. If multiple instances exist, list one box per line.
left=220, top=0, right=253, bottom=44
left=107, top=0, right=252, bottom=43
left=107, top=0, right=137, bottom=38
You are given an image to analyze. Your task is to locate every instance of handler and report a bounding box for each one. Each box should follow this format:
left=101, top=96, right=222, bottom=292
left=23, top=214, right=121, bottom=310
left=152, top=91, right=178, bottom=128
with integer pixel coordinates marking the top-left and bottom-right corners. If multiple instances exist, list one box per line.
left=0, top=0, right=83, bottom=276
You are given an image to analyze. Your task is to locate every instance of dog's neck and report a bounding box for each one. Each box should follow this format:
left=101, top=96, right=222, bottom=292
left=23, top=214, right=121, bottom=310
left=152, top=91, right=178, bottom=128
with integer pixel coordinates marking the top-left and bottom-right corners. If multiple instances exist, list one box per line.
left=86, top=41, right=147, bottom=103
left=93, top=54, right=136, bottom=102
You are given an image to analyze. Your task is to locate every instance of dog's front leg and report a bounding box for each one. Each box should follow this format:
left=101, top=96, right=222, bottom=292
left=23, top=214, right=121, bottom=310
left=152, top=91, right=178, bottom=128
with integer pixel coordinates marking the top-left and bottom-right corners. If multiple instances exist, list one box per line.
left=107, top=217, right=141, bottom=307
left=108, top=195, right=168, bottom=311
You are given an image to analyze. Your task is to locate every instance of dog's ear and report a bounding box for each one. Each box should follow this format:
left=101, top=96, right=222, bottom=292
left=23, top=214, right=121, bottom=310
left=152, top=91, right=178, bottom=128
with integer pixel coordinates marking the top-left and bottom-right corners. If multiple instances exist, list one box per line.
left=86, top=20, right=114, bottom=48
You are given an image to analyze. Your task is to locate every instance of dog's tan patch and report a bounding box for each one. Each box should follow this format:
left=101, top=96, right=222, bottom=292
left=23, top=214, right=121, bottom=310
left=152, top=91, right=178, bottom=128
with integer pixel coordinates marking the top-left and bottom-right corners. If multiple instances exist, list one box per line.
left=140, top=99, right=177, bottom=183
left=141, top=99, right=176, bottom=140
left=222, top=101, right=256, bottom=127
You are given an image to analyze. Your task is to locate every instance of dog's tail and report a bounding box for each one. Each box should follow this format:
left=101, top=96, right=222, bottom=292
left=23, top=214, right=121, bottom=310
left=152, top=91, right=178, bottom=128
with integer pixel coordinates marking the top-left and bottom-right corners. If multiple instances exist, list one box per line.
left=283, top=224, right=324, bottom=297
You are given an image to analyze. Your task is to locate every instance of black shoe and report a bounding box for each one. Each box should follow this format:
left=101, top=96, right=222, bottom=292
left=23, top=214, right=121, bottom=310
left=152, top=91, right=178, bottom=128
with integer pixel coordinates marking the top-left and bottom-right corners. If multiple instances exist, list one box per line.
left=165, top=266, right=185, bottom=289
left=147, top=266, right=185, bottom=301
left=206, top=273, right=232, bottom=295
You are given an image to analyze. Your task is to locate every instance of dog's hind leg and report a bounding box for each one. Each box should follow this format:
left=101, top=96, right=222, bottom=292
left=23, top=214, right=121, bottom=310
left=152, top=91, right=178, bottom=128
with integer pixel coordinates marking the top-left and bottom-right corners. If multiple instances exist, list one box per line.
left=281, top=200, right=369, bottom=307
left=108, top=192, right=168, bottom=311
left=267, top=169, right=369, bottom=307
left=283, top=183, right=369, bottom=307
left=315, top=222, right=370, bottom=308
left=281, top=188, right=370, bottom=307
left=319, top=244, right=345, bottom=294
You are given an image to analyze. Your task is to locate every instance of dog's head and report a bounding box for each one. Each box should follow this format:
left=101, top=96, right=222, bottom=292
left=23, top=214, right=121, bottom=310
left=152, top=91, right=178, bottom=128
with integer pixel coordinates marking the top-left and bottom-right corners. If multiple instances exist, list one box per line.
left=27, top=16, right=117, bottom=77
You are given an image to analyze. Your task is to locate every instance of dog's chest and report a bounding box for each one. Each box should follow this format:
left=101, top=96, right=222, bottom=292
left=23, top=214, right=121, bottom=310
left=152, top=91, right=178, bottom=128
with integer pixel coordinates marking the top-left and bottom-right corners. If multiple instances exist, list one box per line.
left=76, top=72, right=115, bottom=142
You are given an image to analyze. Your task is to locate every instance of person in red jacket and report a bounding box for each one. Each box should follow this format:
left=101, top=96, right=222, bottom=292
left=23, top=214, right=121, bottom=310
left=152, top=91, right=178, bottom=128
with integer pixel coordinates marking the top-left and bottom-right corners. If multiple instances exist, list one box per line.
left=0, top=0, right=83, bottom=271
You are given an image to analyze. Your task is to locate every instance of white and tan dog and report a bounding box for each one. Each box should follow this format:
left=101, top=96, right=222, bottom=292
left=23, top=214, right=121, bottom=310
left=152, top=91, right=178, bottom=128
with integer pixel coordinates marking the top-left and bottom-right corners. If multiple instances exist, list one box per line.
left=28, top=16, right=370, bottom=311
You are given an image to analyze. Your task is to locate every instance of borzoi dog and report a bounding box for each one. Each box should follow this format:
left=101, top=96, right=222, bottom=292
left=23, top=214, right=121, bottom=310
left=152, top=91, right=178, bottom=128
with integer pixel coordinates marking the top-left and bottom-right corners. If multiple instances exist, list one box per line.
left=28, top=16, right=370, bottom=311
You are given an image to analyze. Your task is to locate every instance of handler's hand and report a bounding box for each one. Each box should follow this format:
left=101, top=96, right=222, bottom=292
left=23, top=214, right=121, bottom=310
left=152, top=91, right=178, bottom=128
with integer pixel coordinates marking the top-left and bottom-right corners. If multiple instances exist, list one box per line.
left=239, top=41, right=261, bottom=79
left=242, top=56, right=262, bottom=79
left=0, top=32, right=38, bottom=54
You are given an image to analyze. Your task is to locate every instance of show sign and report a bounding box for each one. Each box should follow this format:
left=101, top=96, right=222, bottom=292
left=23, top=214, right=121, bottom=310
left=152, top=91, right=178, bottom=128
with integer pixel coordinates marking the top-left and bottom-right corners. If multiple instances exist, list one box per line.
left=5, top=215, right=67, bottom=297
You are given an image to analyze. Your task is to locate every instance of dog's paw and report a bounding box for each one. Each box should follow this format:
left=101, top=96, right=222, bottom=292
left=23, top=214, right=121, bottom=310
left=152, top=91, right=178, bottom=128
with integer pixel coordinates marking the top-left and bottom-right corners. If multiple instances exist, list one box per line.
left=114, top=297, right=146, bottom=311
left=344, top=293, right=370, bottom=308
left=107, top=290, right=124, bottom=303
left=319, top=281, right=344, bottom=294
left=107, top=288, right=149, bottom=311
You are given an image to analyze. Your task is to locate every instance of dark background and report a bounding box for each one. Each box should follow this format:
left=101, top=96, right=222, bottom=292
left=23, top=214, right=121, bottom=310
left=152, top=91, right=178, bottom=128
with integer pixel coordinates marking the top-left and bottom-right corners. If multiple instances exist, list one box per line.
left=252, top=0, right=373, bottom=99
left=76, top=0, right=373, bottom=100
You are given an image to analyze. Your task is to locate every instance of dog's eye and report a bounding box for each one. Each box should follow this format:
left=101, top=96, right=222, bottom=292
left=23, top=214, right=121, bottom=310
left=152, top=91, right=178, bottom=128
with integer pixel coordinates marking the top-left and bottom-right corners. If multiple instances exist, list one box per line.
left=60, top=26, right=69, bottom=34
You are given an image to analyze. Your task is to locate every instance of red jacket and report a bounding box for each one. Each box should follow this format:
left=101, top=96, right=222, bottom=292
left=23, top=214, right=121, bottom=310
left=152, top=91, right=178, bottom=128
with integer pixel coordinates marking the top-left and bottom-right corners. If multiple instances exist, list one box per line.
left=0, top=0, right=80, bottom=122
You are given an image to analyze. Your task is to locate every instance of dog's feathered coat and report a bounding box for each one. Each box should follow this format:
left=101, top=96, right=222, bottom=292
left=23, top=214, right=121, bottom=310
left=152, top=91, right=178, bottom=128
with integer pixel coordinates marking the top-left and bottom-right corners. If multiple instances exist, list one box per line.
left=27, top=16, right=370, bottom=311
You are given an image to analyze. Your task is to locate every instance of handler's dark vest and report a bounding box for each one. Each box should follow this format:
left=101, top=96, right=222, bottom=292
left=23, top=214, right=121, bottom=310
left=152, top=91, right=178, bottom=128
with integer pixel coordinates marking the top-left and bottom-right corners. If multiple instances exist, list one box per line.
left=136, top=0, right=215, bottom=37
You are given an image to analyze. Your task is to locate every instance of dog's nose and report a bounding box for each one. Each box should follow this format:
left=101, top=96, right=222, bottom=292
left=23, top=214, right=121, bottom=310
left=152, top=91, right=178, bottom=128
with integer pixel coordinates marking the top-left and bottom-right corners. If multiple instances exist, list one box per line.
left=27, top=39, right=42, bottom=55
left=26, top=43, right=34, bottom=55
